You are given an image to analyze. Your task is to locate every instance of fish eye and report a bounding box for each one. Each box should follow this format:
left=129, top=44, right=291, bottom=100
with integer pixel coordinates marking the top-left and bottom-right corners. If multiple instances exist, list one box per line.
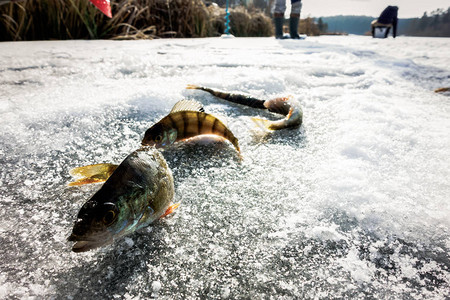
left=101, top=202, right=117, bottom=225
left=154, top=135, right=163, bottom=142
left=103, top=210, right=116, bottom=225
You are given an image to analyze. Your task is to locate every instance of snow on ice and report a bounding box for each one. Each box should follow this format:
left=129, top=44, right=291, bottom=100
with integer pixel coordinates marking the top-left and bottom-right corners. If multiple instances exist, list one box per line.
left=0, top=36, right=449, bottom=299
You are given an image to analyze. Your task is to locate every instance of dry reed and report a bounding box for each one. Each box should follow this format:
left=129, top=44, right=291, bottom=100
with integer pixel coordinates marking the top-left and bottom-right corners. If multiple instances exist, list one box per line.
left=0, top=0, right=274, bottom=40
left=0, top=0, right=213, bottom=40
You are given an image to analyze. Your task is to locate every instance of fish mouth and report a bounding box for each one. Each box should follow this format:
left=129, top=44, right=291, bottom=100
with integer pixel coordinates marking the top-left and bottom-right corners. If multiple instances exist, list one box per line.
left=68, top=234, right=113, bottom=253
left=141, top=141, right=157, bottom=148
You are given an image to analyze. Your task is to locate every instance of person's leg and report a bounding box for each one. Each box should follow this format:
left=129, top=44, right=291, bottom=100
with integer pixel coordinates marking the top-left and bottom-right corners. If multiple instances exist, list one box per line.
left=371, top=20, right=377, bottom=37
left=384, top=26, right=391, bottom=38
left=273, top=0, right=287, bottom=39
left=289, top=0, right=302, bottom=39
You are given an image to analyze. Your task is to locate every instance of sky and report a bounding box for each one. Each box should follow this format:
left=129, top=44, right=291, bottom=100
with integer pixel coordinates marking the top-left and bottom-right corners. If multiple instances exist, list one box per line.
left=301, top=0, right=449, bottom=18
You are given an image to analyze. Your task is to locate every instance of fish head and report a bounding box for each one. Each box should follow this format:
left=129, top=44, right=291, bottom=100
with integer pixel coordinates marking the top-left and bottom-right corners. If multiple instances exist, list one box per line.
left=142, top=123, right=177, bottom=148
left=264, top=96, right=293, bottom=116
left=68, top=200, right=128, bottom=252
left=68, top=149, right=174, bottom=252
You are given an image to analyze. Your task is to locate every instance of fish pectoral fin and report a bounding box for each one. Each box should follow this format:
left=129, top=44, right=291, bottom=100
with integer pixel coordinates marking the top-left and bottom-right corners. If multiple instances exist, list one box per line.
left=69, top=163, right=118, bottom=177
left=68, top=163, right=118, bottom=186
left=160, top=203, right=180, bottom=219
left=68, top=178, right=108, bottom=186
left=251, top=117, right=274, bottom=132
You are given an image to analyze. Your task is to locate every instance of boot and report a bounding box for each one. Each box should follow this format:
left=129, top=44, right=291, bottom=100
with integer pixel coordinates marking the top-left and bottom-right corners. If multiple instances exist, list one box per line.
left=289, top=14, right=301, bottom=39
left=273, top=13, right=285, bottom=39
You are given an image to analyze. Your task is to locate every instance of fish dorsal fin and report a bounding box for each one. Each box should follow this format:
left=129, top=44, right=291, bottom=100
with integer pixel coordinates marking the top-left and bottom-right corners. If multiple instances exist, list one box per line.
left=170, top=100, right=205, bottom=114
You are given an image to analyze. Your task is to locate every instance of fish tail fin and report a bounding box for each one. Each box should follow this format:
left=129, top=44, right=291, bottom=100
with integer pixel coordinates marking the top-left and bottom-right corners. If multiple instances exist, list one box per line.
left=187, top=85, right=230, bottom=100
left=68, top=163, right=118, bottom=186
left=435, top=87, right=450, bottom=93
left=160, top=203, right=180, bottom=218
left=251, top=117, right=274, bottom=132
left=236, top=149, right=244, bottom=161
left=186, top=84, right=201, bottom=90
left=231, top=139, right=242, bottom=158
left=235, top=143, right=241, bottom=153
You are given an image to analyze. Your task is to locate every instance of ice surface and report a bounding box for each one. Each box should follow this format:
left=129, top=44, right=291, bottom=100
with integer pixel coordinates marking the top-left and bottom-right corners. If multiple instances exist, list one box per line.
left=0, top=36, right=449, bottom=299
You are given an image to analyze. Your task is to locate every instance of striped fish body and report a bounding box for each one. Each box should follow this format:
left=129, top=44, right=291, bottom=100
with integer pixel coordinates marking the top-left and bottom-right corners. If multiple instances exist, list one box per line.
left=142, top=110, right=240, bottom=152
left=187, top=85, right=266, bottom=109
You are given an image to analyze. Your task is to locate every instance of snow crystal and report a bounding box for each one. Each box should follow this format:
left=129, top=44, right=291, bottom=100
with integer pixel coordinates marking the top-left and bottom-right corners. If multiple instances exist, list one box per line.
left=0, top=36, right=449, bottom=299
left=151, top=281, right=161, bottom=292
left=123, top=237, right=134, bottom=248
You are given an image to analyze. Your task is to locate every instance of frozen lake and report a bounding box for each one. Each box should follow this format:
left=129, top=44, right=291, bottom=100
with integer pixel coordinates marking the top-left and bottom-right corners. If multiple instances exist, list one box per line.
left=0, top=36, right=449, bottom=299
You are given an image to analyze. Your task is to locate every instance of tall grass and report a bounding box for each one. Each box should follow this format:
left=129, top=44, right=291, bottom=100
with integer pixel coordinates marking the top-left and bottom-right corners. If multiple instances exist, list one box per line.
left=0, top=0, right=101, bottom=40
left=0, top=0, right=273, bottom=40
left=227, top=7, right=272, bottom=37
left=299, top=17, right=320, bottom=36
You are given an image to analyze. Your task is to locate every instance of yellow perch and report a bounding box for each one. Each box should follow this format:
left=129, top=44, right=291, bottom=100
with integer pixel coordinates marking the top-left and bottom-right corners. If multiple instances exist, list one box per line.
left=142, top=100, right=240, bottom=152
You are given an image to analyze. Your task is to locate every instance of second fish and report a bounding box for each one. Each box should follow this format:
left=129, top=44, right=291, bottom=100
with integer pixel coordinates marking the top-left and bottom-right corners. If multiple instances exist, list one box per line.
left=142, top=100, right=240, bottom=153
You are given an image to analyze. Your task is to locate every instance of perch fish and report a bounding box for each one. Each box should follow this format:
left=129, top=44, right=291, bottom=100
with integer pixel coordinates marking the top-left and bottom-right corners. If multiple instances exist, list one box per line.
left=68, top=147, right=177, bottom=252
left=186, top=85, right=303, bottom=131
left=142, top=99, right=240, bottom=152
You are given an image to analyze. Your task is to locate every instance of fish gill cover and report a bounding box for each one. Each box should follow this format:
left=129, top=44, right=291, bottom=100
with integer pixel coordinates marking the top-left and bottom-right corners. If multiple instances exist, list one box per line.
left=0, top=36, right=449, bottom=299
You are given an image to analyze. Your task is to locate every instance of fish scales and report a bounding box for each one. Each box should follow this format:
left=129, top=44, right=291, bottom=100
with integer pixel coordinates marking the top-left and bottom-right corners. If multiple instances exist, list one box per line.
left=185, top=111, right=200, bottom=137
left=174, top=111, right=237, bottom=149
left=166, top=112, right=184, bottom=137
left=142, top=104, right=240, bottom=153
left=187, top=85, right=266, bottom=109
